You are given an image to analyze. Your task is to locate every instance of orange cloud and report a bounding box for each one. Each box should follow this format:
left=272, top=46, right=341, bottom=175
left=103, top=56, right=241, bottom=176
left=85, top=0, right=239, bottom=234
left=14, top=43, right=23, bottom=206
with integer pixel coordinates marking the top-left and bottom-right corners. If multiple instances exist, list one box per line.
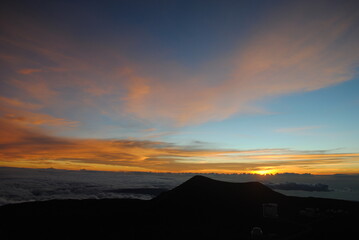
left=0, top=96, right=79, bottom=128
left=142, top=128, right=157, bottom=132
left=2, top=112, right=79, bottom=127
left=0, top=119, right=358, bottom=174
left=18, top=68, right=43, bottom=75
left=0, top=96, right=42, bottom=110
left=11, top=79, right=58, bottom=102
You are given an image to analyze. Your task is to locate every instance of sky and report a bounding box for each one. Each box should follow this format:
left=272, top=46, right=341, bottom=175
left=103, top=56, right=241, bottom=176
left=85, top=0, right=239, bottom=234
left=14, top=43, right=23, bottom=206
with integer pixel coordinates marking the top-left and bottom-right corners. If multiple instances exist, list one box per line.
left=0, top=0, right=359, bottom=174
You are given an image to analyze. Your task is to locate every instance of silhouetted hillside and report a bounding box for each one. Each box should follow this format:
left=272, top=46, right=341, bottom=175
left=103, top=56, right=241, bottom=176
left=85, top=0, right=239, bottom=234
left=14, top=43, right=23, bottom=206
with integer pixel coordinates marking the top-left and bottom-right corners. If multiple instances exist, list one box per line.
left=1, top=175, right=358, bottom=240
left=154, top=175, right=285, bottom=204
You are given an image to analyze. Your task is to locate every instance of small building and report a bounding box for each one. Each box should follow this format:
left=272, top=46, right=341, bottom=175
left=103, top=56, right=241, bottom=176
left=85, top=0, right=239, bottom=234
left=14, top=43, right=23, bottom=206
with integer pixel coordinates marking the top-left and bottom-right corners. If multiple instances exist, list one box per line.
left=262, top=203, right=278, bottom=218
left=251, top=227, right=263, bottom=240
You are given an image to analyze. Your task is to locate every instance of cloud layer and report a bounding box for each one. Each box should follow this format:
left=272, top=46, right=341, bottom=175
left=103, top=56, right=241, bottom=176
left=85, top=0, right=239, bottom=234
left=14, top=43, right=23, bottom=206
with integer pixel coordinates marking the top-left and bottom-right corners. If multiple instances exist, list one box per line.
left=1, top=167, right=359, bottom=206
left=266, top=182, right=331, bottom=192
left=1, top=118, right=359, bottom=173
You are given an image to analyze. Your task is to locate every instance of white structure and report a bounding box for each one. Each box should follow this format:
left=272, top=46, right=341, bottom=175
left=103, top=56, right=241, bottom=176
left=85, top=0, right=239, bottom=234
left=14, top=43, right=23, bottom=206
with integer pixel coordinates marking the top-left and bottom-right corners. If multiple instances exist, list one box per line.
left=262, top=203, right=278, bottom=218
left=251, top=227, right=263, bottom=240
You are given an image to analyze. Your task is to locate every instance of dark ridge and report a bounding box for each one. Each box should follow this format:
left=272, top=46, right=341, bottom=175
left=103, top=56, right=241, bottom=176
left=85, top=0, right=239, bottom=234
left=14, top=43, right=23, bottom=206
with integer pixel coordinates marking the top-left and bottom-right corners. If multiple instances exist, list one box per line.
left=0, top=198, right=148, bottom=218
left=106, top=187, right=168, bottom=196
left=1, top=175, right=358, bottom=240
left=154, top=175, right=286, bottom=205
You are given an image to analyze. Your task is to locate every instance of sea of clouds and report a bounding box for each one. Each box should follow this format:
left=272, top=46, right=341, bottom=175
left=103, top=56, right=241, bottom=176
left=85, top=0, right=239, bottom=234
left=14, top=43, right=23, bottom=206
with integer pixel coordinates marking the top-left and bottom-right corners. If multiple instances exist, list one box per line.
left=1, top=167, right=358, bottom=206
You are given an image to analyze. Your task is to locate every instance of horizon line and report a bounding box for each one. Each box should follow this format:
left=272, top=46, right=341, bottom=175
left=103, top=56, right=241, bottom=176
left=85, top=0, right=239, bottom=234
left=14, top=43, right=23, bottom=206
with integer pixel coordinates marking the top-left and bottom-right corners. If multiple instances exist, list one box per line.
left=1, top=165, right=358, bottom=176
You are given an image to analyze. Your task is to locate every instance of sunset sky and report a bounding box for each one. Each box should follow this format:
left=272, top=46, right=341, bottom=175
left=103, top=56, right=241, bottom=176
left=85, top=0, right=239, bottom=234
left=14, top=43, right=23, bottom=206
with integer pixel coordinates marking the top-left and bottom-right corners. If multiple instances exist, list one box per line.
left=1, top=0, right=359, bottom=174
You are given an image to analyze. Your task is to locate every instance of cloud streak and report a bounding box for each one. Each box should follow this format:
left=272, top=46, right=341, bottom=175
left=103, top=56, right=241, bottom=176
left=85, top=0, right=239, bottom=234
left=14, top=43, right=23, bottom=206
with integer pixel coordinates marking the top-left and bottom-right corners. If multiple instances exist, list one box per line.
left=0, top=119, right=358, bottom=174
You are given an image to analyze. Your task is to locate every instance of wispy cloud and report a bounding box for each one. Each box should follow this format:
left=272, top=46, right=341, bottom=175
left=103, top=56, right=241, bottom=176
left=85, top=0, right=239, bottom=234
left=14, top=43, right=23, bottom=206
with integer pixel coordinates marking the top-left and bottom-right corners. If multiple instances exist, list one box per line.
left=0, top=119, right=358, bottom=174
left=0, top=97, right=79, bottom=128
left=142, top=128, right=157, bottom=132
left=0, top=96, right=42, bottom=110
left=2, top=112, right=79, bottom=127
left=18, top=68, right=43, bottom=75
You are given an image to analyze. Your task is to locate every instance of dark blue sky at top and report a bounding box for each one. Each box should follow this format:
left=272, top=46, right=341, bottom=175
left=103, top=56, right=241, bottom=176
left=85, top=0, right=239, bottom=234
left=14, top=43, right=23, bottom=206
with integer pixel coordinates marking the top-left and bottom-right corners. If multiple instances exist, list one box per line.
left=2, top=0, right=278, bottom=69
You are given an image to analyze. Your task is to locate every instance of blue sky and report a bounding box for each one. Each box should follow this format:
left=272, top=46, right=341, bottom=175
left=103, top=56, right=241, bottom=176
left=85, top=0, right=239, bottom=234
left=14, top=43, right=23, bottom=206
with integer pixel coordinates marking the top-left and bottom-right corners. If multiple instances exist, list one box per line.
left=176, top=76, right=359, bottom=151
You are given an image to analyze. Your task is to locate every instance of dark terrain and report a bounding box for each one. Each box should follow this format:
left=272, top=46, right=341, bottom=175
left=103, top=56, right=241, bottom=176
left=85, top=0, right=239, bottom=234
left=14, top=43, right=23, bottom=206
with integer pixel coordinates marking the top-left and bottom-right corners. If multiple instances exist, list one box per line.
left=1, top=175, right=358, bottom=239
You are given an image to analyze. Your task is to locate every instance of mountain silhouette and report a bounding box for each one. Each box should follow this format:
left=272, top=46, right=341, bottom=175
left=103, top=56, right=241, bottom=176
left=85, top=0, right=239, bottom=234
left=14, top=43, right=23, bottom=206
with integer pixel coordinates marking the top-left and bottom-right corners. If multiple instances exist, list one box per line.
left=154, top=175, right=285, bottom=204
left=1, top=175, right=358, bottom=240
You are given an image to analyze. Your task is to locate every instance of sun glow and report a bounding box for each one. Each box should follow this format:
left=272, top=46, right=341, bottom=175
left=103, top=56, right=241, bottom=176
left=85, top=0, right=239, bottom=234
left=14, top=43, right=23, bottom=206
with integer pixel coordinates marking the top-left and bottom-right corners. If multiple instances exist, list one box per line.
left=251, top=169, right=277, bottom=175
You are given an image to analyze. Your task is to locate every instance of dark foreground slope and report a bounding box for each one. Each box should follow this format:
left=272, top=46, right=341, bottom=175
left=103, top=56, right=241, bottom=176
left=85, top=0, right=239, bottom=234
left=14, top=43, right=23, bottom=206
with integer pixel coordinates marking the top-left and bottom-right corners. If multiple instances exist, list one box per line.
left=1, top=175, right=358, bottom=240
